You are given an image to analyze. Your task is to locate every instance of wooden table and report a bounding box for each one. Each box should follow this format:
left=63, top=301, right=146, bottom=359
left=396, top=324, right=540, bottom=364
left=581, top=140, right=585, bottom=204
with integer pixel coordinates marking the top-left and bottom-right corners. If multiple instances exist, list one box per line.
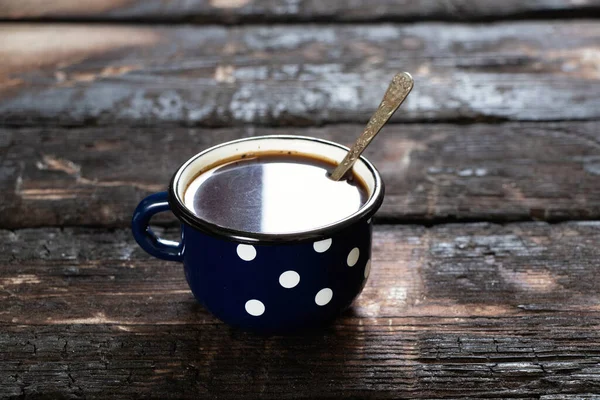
left=2, top=1, right=600, bottom=398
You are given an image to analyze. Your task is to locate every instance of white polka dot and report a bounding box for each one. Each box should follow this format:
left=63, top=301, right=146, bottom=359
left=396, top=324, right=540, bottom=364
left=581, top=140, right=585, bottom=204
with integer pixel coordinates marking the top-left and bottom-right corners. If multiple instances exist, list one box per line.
left=245, top=299, right=265, bottom=316
left=364, top=259, right=371, bottom=278
left=279, top=270, right=300, bottom=288
left=237, top=244, right=256, bottom=261
left=347, top=247, right=360, bottom=267
left=315, top=288, right=333, bottom=306
left=313, top=238, right=332, bottom=253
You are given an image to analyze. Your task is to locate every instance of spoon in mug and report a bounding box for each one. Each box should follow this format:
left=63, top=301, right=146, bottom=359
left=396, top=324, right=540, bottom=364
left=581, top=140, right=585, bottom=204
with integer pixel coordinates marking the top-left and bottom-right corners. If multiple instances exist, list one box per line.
left=329, top=72, right=414, bottom=181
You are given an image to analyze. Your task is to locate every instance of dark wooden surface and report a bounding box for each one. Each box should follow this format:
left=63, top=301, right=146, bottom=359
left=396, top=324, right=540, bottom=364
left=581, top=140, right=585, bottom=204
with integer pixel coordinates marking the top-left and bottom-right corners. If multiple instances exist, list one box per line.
left=1, top=2, right=600, bottom=399
left=2, top=0, right=600, bottom=22
left=3, top=121, right=600, bottom=228
left=2, top=222, right=600, bottom=398
left=1, top=22, right=600, bottom=126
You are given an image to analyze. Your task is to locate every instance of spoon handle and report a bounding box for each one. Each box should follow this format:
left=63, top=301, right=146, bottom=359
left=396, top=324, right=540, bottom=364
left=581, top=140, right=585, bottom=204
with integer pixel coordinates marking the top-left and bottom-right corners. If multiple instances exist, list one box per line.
left=329, top=72, right=414, bottom=181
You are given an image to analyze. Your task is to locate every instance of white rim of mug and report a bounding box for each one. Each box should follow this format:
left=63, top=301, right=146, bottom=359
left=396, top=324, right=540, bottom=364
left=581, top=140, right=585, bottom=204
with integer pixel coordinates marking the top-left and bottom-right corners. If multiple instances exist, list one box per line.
left=168, top=135, right=384, bottom=244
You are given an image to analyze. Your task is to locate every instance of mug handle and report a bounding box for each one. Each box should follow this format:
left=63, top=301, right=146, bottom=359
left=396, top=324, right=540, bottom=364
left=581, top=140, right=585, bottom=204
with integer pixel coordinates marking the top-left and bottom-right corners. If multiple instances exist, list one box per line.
left=132, top=191, right=183, bottom=262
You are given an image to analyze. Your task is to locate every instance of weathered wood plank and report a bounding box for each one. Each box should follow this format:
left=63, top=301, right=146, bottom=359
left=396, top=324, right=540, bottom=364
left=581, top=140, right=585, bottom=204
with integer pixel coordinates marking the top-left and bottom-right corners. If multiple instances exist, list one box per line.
left=2, top=0, right=600, bottom=22
left=2, top=122, right=600, bottom=228
left=1, top=222, right=600, bottom=398
left=1, top=22, right=599, bottom=126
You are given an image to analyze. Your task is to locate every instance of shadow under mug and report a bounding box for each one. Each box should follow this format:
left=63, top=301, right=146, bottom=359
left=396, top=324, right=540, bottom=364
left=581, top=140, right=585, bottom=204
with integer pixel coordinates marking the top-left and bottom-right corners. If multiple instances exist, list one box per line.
left=132, top=135, right=385, bottom=333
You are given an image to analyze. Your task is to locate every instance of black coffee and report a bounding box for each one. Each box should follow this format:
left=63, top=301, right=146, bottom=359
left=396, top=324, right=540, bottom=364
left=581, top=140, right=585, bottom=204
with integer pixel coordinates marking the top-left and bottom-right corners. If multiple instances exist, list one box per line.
left=183, top=153, right=369, bottom=234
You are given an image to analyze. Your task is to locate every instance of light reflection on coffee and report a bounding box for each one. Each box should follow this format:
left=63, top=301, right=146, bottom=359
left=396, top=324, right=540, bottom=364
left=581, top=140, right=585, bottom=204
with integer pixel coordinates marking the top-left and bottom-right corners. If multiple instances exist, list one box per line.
left=183, top=154, right=369, bottom=234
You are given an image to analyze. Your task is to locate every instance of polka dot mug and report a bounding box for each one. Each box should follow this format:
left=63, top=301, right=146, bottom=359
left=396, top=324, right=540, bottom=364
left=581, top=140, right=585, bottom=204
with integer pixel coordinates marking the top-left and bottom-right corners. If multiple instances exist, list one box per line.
left=132, top=136, right=384, bottom=333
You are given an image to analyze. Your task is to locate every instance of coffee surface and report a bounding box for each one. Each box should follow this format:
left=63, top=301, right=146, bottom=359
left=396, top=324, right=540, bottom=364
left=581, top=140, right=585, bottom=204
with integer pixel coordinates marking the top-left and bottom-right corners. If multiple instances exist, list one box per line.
left=184, top=154, right=369, bottom=234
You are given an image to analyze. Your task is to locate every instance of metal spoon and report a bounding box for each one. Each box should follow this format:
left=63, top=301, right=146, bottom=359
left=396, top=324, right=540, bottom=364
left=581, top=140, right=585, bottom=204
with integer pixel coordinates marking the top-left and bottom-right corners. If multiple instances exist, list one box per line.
left=329, top=72, right=414, bottom=181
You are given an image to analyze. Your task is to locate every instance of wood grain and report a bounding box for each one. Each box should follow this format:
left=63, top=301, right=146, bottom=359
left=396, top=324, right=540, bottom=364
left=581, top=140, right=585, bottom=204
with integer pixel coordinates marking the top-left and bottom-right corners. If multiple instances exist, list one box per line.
left=2, top=122, right=600, bottom=228
left=1, top=222, right=599, bottom=398
left=1, top=22, right=599, bottom=126
left=2, top=0, right=600, bottom=22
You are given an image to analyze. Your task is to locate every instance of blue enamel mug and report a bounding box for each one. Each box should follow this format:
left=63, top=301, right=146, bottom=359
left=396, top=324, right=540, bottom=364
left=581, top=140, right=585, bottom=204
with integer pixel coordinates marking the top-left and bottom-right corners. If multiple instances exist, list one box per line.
left=132, top=136, right=384, bottom=332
